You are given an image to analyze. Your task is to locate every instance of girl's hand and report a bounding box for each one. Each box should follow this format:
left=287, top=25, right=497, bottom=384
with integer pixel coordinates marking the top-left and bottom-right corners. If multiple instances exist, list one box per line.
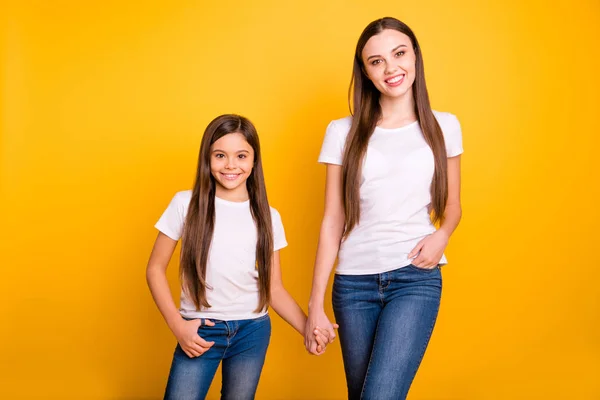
left=305, top=308, right=338, bottom=355
left=172, top=318, right=216, bottom=358
left=313, top=326, right=336, bottom=354
left=408, top=230, right=449, bottom=269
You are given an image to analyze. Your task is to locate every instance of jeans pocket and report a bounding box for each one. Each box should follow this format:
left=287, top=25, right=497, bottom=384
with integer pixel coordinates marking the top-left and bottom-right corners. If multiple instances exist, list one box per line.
left=406, top=264, right=440, bottom=272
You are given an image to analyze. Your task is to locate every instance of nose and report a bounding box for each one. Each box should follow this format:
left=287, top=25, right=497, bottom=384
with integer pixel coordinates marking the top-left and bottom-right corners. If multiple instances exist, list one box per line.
left=384, top=60, right=398, bottom=75
left=225, top=157, right=236, bottom=169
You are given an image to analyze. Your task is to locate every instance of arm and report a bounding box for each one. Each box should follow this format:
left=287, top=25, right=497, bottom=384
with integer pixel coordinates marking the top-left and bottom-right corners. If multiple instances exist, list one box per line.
left=438, top=155, right=462, bottom=237
left=409, top=155, right=462, bottom=268
left=146, top=232, right=215, bottom=357
left=269, top=251, right=331, bottom=354
left=305, top=164, right=345, bottom=352
left=269, top=251, right=307, bottom=335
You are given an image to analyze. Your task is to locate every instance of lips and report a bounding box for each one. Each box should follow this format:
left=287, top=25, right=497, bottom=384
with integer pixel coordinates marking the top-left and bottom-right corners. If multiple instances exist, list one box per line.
left=385, top=74, right=405, bottom=87
left=220, top=173, right=241, bottom=181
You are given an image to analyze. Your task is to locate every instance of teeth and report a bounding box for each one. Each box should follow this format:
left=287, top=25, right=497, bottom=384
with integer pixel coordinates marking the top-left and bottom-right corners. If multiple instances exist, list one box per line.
left=386, top=75, right=403, bottom=84
left=223, top=174, right=239, bottom=179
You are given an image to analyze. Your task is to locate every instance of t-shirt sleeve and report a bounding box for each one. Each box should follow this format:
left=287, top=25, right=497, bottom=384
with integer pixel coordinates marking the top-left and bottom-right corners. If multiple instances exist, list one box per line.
left=443, top=114, right=464, bottom=157
left=271, top=209, right=288, bottom=251
left=155, top=192, right=187, bottom=241
left=318, top=120, right=345, bottom=165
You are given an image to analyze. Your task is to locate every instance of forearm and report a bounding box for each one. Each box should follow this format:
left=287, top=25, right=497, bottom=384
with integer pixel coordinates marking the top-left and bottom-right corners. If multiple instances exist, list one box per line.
left=146, top=266, right=182, bottom=331
left=270, top=286, right=307, bottom=335
left=308, top=216, right=344, bottom=310
left=439, top=203, right=462, bottom=237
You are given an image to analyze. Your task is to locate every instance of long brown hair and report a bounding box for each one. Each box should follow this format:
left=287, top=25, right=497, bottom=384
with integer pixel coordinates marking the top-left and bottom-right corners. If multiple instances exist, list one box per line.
left=180, top=114, right=273, bottom=312
left=343, top=17, right=448, bottom=236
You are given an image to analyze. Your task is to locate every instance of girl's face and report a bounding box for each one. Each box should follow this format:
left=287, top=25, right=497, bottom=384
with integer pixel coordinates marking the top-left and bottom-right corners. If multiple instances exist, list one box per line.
left=210, top=132, right=255, bottom=199
left=362, top=29, right=416, bottom=100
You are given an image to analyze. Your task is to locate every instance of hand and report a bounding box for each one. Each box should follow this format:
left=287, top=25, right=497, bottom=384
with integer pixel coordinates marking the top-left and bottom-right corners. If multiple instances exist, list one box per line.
left=313, top=326, right=335, bottom=354
left=172, top=318, right=215, bottom=358
left=305, top=308, right=339, bottom=355
left=408, top=230, right=449, bottom=269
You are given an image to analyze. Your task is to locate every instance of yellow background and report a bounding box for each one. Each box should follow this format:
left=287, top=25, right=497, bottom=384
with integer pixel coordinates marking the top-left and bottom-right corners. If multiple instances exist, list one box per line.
left=2, top=1, right=599, bottom=399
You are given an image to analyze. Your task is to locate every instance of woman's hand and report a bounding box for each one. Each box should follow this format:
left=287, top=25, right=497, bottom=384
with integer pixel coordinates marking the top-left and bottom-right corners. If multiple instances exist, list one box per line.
left=408, top=230, right=449, bottom=269
left=305, top=308, right=338, bottom=355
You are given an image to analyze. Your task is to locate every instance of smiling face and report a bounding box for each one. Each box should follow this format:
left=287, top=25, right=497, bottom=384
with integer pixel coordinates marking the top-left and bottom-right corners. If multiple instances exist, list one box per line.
left=361, top=28, right=416, bottom=101
left=209, top=132, right=255, bottom=200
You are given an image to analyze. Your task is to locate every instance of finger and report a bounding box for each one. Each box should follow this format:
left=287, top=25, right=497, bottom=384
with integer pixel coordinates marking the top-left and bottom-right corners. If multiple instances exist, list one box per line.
left=186, top=348, right=201, bottom=358
left=305, top=334, right=316, bottom=352
left=332, top=323, right=339, bottom=329
left=309, top=340, right=319, bottom=355
left=195, top=336, right=215, bottom=348
left=408, top=240, right=425, bottom=258
left=316, top=341, right=327, bottom=355
left=315, top=333, right=328, bottom=348
left=314, top=327, right=330, bottom=339
left=327, top=327, right=337, bottom=341
left=315, top=329, right=334, bottom=344
left=191, top=318, right=202, bottom=328
left=191, top=342, right=210, bottom=355
left=305, top=338, right=315, bottom=354
left=412, top=255, right=425, bottom=267
left=203, top=319, right=215, bottom=327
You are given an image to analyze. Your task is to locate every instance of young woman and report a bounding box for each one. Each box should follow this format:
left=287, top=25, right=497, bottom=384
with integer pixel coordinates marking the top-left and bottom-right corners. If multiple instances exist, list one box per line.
left=305, top=18, right=464, bottom=400
left=146, top=114, right=332, bottom=400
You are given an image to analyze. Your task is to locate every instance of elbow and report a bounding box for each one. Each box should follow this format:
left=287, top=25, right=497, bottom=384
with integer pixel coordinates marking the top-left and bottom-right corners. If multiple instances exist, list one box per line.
left=322, top=212, right=345, bottom=232
left=146, top=263, right=162, bottom=285
left=269, top=284, right=284, bottom=307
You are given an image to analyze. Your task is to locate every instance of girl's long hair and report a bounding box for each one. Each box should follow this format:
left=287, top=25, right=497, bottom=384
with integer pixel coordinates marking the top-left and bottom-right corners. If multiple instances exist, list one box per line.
left=180, top=114, right=273, bottom=312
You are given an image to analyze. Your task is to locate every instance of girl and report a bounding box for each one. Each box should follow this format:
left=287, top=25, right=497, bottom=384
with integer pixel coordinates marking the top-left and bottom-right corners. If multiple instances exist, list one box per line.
left=305, top=18, right=464, bottom=400
left=147, top=114, right=332, bottom=400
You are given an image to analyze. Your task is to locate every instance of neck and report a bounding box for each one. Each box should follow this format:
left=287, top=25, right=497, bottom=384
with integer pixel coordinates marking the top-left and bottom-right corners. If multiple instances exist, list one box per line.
left=378, top=90, right=417, bottom=127
left=215, top=185, right=249, bottom=202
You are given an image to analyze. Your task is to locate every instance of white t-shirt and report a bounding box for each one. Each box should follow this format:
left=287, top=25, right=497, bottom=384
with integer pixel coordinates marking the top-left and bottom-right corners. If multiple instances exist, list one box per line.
left=155, top=190, right=287, bottom=320
left=318, top=111, right=463, bottom=275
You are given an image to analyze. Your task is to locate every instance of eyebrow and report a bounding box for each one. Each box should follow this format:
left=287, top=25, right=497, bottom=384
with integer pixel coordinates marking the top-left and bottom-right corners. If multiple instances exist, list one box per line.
left=366, top=44, right=408, bottom=61
left=211, top=149, right=250, bottom=154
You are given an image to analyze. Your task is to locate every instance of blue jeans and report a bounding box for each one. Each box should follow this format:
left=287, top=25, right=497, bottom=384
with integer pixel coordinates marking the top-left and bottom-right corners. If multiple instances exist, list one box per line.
left=332, top=265, right=442, bottom=400
left=164, top=313, right=271, bottom=400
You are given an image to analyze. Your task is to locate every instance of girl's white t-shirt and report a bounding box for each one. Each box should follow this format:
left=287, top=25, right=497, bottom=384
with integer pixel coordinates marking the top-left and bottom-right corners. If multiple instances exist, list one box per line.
left=155, top=191, right=287, bottom=320
left=318, top=111, right=463, bottom=275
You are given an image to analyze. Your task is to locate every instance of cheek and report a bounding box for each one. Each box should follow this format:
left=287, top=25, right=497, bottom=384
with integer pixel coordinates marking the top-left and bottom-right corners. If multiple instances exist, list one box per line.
left=210, top=158, right=223, bottom=171
left=242, top=160, right=254, bottom=173
left=365, top=67, right=380, bottom=81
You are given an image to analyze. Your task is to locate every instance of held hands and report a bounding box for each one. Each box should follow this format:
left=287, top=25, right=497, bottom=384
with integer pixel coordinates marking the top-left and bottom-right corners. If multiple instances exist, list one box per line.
left=408, top=229, right=449, bottom=269
left=305, top=308, right=339, bottom=356
left=172, top=318, right=215, bottom=358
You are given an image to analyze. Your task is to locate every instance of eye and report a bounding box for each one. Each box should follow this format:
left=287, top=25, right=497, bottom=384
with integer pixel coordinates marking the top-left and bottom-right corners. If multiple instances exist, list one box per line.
left=370, top=59, right=382, bottom=66
left=238, top=154, right=247, bottom=159
left=395, top=51, right=405, bottom=57
left=215, top=153, right=225, bottom=159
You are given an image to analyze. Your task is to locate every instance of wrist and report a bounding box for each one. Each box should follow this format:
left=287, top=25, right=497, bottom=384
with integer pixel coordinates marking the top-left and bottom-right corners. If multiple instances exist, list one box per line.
left=308, top=299, right=325, bottom=312
left=166, top=312, right=184, bottom=331
left=437, top=227, right=451, bottom=239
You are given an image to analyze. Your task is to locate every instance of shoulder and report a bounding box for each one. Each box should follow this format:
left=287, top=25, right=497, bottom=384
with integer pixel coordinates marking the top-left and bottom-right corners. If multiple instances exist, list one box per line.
left=432, top=110, right=460, bottom=132
left=168, top=190, right=193, bottom=212
left=327, top=116, right=353, bottom=135
left=269, top=206, right=283, bottom=221
left=173, top=190, right=193, bottom=204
